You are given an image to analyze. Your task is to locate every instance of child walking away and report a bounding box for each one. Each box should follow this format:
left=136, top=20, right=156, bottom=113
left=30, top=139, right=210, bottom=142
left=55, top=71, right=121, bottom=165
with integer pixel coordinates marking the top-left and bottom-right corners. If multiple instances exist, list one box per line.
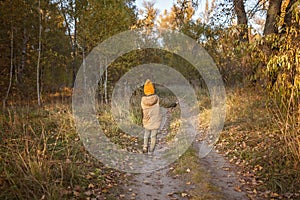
left=141, top=79, right=177, bottom=154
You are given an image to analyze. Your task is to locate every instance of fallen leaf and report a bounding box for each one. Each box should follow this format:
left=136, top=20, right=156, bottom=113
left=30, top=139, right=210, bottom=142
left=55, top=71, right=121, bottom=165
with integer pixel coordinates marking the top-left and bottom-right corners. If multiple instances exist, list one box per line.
left=84, top=190, right=93, bottom=196
left=74, top=185, right=82, bottom=191
left=86, top=174, right=92, bottom=180
left=181, top=192, right=188, bottom=197
left=73, top=191, right=80, bottom=197
left=270, top=192, right=279, bottom=197
left=234, top=186, right=242, bottom=192
left=102, top=189, right=109, bottom=193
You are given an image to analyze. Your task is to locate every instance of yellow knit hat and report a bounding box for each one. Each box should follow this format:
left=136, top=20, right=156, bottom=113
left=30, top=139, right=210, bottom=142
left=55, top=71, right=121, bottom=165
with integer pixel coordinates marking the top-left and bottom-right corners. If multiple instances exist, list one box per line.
left=144, top=79, right=155, bottom=95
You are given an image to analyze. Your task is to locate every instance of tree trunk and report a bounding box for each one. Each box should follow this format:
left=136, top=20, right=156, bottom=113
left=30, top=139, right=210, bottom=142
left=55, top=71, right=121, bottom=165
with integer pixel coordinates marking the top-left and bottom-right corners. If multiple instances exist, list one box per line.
left=72, top=18, right=77, bottom=87
left=264, top=0, right=283, bottom=35
left=18, top=27, right=27, bottom=84
left=71, top=0, right=77, bottom=87
left=104, top=61, right=108, bottom=104
left=37, top=0, right=42, bottom=106
left=82, top=49, right=86, bottom=91
left=283, top=0, right=298, bottom=29
left=3, top=23, right=14, bottom=109
left=59, top=0, right=77, bottom=87
left=233, top=0, right=249, bottom=42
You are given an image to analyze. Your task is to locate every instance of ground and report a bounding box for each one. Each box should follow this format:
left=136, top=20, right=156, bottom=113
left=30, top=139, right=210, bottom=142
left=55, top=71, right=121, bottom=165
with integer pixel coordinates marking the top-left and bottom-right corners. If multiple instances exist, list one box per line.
left=119, top=110, right=248, bottom=200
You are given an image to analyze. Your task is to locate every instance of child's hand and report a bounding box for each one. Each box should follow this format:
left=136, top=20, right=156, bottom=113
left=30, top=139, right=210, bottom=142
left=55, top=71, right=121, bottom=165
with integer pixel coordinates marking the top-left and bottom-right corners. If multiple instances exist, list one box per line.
left=169, top=102, right=178, bottom=108
left=168, top=101, right=178, bottom=112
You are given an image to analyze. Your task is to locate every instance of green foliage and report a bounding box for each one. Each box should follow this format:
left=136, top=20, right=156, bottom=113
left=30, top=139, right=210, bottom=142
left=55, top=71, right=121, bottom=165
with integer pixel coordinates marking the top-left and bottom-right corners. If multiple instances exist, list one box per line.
left=0, top=0, right=137, bottom=103
left=265, top=28, right=300, bottom=108
left=202, top=26, right=256, bottom=86
left=77, top=0, right=136, bottom=52
left=263, top=27, right=300, bottom=178
left=0, top=0, right=73, bottom=101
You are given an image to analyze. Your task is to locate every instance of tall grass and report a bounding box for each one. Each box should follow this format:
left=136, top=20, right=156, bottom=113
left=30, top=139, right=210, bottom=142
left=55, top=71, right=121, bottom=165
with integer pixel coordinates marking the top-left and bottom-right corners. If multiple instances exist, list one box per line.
left=271, top=94, right=300, bottom=165
left=215, top=87, right=300, bottom=196
left=0, top=104, right=123, bottom=199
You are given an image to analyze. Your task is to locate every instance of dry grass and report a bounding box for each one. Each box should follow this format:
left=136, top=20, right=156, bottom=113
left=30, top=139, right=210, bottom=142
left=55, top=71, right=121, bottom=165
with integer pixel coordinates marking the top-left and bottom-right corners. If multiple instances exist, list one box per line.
left=171, top=148, right=223, bottom=200
left=214, top=87, right=300, bottom=198
left=0, top=104, right=125, bottom=200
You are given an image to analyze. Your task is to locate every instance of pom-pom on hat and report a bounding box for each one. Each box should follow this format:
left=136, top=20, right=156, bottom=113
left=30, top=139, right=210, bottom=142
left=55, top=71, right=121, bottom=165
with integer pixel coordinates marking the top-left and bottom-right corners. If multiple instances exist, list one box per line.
left=144, top=79, right=155, bottom=95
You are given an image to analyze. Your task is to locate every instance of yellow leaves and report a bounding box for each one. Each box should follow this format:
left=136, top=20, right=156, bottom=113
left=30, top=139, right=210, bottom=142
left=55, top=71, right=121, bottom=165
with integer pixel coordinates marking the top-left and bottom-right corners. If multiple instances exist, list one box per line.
left=254, top=164, right=263, bottom=172
left=234, top=186, right=242, bottom=192
left=181, top=192, right=188, bottom=197
left=158, top=0, right=195, bottom=30
left=88, top=183, right=95, bottom=189
left=101, top=188, right=109, bottom=193
left=266, top=37, right=300, bottom=106
left=270, top=192, right=280, bottom=198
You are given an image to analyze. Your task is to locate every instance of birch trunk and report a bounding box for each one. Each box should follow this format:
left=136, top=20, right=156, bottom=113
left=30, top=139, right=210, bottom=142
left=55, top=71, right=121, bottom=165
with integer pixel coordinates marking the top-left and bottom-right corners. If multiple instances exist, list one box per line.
left=104, top=63, right=108, bottom=104
left=3, top=24, right=14, bottom=109
left=37, top=0, right=42, bottom=106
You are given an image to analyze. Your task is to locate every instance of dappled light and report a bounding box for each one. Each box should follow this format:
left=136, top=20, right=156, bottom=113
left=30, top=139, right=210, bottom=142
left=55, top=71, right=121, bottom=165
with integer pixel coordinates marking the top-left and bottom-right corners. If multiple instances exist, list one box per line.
left=0, top=0, right=299, bottom=199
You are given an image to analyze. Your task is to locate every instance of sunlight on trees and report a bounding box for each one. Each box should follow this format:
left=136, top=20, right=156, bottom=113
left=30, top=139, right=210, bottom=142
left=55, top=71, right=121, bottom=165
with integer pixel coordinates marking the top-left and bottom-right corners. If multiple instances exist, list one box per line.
left=0, top=0, right=299, bottom=198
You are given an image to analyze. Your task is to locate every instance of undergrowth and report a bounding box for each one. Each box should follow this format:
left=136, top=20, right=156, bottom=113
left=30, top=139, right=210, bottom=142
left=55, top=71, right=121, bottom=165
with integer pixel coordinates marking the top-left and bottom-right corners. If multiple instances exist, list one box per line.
left=215, top=87, right=300, bottom=198
left=0, top=104, right=125, bottom=200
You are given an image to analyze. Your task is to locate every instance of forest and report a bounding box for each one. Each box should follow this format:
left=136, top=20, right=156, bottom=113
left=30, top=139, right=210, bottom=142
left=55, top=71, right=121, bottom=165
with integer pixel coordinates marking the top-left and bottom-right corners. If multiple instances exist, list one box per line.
left=0, top=0, right=299, bottom=199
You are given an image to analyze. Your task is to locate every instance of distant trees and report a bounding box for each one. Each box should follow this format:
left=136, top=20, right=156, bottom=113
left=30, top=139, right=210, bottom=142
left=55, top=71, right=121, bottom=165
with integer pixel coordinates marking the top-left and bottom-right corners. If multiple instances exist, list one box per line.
left=0, top=0, right=299, bottom=106
left=0, top=0, right=72, bottom=105
left=0, top=0, right=136, bottom=106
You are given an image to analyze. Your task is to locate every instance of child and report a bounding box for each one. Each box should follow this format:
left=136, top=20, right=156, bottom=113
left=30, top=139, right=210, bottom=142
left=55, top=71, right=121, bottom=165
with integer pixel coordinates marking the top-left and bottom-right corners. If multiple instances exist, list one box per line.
left=141, top=79, right=177, bottom=154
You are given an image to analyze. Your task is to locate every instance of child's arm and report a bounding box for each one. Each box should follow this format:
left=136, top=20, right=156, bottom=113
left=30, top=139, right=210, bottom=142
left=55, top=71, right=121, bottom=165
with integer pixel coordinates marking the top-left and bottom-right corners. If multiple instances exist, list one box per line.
left=160, top=98, right=178, bottom=108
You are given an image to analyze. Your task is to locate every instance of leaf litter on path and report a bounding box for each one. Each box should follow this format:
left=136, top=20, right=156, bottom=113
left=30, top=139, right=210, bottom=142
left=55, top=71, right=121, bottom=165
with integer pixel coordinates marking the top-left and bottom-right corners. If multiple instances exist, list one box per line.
left=120, top=111, right=249, bottom=200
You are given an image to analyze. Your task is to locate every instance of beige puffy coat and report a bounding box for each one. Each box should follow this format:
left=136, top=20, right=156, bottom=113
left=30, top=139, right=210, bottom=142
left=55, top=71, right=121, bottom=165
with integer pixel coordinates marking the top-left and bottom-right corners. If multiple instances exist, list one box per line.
left=141, top=94, right=162, bottom=130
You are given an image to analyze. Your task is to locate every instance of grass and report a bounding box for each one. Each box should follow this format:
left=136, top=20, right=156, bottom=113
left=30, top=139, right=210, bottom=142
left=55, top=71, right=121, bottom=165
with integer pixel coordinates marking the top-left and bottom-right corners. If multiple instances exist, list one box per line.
left=0, top=103, right=126, bottom=200
left=171, top=148, right=223, bottom=200
left=213, top=87, right=300, bottom=198
left=2, top=85, right=298, bottom=199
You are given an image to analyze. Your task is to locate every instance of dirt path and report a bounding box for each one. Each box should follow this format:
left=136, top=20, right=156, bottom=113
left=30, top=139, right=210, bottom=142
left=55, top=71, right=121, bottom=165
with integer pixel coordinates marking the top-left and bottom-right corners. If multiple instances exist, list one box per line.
left=121, top=110, right=248, bottom=200
left=195, top=141, right=249, bottom=199
left=121, top=144, right=248, bottom=200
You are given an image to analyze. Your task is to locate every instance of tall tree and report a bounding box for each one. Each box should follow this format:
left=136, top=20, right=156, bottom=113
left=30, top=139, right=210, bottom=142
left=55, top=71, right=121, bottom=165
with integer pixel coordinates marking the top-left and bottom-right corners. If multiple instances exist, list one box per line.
left=37, top=0, right=42, bottom=106
left=59, top=0, right=82, bottom=87
left=233, top=0, right=249, bottom=42
left=282, top=0, right=299, bottom=30
left=136, top=0, right=158, bottom=28
left=264, top=0, right=283, bottom=35
left=0, top=0, right=73, bottom=102
left=2, top=0, right=14, bottom=109
left=158, top=0, right=194, bottom=30
left=76, top=0, right=136, bottom=103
